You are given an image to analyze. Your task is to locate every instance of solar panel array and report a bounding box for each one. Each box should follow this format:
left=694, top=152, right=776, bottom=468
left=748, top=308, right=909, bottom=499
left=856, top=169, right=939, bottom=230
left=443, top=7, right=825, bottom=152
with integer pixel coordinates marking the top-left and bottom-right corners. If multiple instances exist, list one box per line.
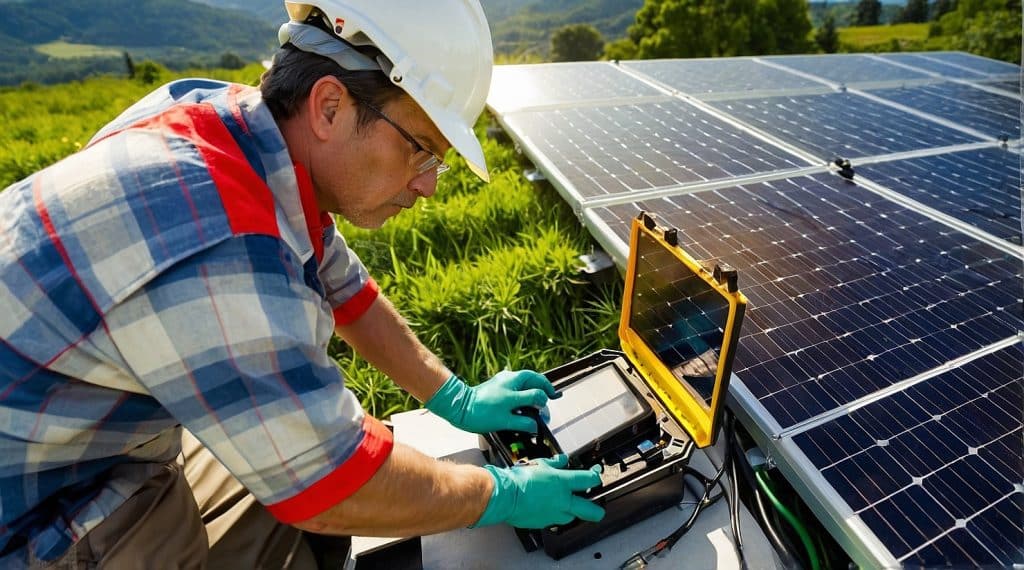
left=487, top=52, right=1023, bottom=568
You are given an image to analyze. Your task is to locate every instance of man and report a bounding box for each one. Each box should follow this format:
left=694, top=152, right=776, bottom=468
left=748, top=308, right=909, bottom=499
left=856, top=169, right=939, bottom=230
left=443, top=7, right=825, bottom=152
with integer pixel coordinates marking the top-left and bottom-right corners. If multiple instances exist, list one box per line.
left=0, top=1, right=604, bottom=567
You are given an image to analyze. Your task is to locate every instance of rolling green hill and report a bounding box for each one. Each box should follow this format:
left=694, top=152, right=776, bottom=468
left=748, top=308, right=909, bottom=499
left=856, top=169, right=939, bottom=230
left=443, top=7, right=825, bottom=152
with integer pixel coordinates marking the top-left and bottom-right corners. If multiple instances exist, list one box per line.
left=197, top=0, right=642, bottom=57
left=0, top=0, right=276, bottom=86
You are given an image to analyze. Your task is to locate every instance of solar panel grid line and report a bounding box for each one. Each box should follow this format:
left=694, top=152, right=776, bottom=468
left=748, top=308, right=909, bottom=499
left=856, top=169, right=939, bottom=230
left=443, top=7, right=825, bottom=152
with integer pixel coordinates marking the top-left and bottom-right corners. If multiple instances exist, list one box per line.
left=491, top=112, right=591, bottom=209
left=770, top=427, right=903, bottom=568
left=620, top=57, right=832, bottom=99
left=951, top=78, right=1024, bottom=99
left=615, top=63, right=827, bottom=166
left=691, top=86, right=838, bottom=103
left=495, top=94, right=676, bottom=115
left=855, top=148, right=1023, bottom=245
left=763, top=53, right=941, bottom=86
left=876, top=53, right=996, bottom=80
left=920, top=51, right=1022, bottom=77
left=486, top=61, right=669, bottom=115
left=775, top=334, right=1023, bottom=440
left=847, top=141, right=1014, bottom=168
left=866, top=83, right=1022, bottom=141
left=793, top=346, right=1024, bottom=567
left=753, top=56, right=840, bottom=89
left=866, top=52, right=964, bottom=81
left=849, top=88, right=1000, bottom=142
left=588, top=174, right=1024, bottom=429
left=852, top=174, right=1024, bottom=259
left=580, top=164, right=828, bottom=209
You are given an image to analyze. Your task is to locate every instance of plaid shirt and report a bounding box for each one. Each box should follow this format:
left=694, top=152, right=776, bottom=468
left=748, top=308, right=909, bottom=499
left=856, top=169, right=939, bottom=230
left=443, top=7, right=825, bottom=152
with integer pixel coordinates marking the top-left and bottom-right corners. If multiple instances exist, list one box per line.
left=0, top=80, right=394, bottom=566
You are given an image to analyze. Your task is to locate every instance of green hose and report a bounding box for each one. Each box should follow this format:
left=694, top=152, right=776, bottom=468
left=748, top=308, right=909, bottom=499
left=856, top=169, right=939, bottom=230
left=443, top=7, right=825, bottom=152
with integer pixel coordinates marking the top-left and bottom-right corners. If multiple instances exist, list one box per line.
left=755, top=470, right=822, bottom=570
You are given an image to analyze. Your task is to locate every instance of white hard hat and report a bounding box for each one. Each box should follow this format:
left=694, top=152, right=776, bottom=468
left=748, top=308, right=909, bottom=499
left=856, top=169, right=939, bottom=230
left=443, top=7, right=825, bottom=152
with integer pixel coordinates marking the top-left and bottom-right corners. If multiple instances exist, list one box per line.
left=280, top=0, right=493, bottom=182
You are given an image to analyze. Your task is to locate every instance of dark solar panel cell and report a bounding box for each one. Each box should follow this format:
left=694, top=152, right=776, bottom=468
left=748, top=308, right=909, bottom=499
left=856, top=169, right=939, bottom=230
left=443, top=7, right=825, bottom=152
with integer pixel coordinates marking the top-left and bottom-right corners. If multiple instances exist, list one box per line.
left=968, top=494, right=1024, bottom=564
left=794, top=346, right=1023, bottom=567
left=869, top=83, right=1020, bottom=139
left=710, top=93, right=981, bottom=160
left=623, top=58, right=822, bottom=96
left=764, top=54, right=931, bottom=84
left=857, top=148, right=1022, bottom=244
left=595, top=175, right=1023, bottom=428
left=502, top=100, right=804, bottom=200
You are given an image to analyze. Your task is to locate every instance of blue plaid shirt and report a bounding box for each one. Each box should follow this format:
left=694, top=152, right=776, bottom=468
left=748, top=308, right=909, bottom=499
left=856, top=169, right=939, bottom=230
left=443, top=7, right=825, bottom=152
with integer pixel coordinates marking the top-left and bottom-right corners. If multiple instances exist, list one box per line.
left=0, top=79, right=394, bottom=566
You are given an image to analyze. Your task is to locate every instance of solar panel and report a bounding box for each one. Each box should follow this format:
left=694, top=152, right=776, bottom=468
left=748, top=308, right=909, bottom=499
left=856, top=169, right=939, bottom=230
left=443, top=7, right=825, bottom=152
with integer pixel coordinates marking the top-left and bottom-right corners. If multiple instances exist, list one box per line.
left=710, top=93, right=983, bottom=160
left=923, top=52, right=1021, bottom=77
left=621, top=58, right=824, bottom=97
left=875, top=53, right=989, bottom=79
left=500, top=100, right=807, bottom=202
left=856, top=148, right=1022, bottom=244
left=867, top=83, right=1020, bottom=139
left=487, top=62, right=663, bottom=114
left=591, top=173, right=1023, bottom=428
left=488, top=52, right=1024, bottom=570
left=794, top=344, right=1023, bottom=567
left=763, top=54, right=932, bottom=85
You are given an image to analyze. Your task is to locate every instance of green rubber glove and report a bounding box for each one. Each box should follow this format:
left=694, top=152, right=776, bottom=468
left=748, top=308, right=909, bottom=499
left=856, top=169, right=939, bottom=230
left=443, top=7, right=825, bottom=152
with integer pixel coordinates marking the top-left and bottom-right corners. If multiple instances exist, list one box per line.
left=425, top=371, right=559, bottom=434
left=474, top=455, right=606, bottom=528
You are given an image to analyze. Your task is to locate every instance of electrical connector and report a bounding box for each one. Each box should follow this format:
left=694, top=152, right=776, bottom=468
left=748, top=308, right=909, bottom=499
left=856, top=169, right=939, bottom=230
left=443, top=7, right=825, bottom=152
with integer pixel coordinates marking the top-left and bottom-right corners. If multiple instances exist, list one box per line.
left=619, top=541, right=667, bottom=569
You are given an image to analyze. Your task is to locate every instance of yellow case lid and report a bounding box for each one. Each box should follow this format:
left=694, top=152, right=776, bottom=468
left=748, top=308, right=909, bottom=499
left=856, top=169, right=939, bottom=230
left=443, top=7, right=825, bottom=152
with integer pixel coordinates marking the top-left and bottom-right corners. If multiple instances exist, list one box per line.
left=618, top=212, right=747, bottom=448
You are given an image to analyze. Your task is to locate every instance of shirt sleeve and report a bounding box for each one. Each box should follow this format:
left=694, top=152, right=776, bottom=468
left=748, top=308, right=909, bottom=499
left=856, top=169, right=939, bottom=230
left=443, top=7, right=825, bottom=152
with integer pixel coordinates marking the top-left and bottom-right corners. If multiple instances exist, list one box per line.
left=318, top=221, right=379, bottom=326
left=104, top=234, right=393, bottom=523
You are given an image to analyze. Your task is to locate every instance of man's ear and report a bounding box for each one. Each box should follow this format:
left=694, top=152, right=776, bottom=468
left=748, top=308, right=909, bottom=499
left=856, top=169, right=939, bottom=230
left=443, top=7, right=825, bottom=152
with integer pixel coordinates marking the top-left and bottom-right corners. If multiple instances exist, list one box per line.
left=306, top=76, right=352, bottom=141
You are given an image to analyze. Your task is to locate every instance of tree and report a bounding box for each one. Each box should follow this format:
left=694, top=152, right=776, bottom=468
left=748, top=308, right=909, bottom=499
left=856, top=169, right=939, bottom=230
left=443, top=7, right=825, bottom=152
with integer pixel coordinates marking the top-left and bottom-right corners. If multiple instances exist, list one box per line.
left=930, top=0, right=957, bottom=21
left=620, top=0, right=812, bottom=59
left=549, top=23, right=604, bottom=62
left=854, top=0, right=882, bottom=25
left=896, top=0, right=929, bottom=23
left=134, top=60, right=166, bottom=85
left=218, top=52, right=246, bottom=70
left=815, top=15, right=839, bottom=53
left=123, top=51, right=135, bottom=79
left=932, top=0, right=1021, bottom=63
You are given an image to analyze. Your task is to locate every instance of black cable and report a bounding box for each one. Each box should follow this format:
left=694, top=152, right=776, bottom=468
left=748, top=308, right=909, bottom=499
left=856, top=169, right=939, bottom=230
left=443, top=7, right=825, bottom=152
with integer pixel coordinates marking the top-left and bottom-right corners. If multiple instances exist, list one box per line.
left=728, top=416, right=802, bottom=568
left=720, top=412, right=745, bottom=570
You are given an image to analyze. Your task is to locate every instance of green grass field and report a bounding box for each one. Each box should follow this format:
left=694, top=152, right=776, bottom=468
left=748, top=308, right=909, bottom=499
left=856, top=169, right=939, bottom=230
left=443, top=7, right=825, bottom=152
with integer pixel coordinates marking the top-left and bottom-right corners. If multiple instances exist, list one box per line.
left=838, top=23, right=946, bottom=52
left=35, top=41, right=123, bottom=59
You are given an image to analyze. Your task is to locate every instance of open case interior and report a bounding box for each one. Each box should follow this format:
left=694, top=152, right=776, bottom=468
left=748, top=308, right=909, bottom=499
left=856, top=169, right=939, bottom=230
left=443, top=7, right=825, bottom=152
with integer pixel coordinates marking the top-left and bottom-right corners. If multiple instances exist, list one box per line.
left=484, top=212, right=747, bottom=559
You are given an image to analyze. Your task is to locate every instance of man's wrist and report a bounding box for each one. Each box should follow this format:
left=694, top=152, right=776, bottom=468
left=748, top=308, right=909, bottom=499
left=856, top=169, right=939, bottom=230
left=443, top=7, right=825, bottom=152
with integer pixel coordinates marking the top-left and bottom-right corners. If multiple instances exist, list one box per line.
left=424, top=374, right=467, bottom=419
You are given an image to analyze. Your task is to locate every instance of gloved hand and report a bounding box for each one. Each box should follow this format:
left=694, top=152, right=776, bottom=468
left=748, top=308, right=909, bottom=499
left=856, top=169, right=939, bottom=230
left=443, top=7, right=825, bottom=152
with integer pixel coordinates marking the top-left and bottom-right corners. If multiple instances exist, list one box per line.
left=474, top=455, right=606, bottom=528
left=425, top=371, right=559, bottom=434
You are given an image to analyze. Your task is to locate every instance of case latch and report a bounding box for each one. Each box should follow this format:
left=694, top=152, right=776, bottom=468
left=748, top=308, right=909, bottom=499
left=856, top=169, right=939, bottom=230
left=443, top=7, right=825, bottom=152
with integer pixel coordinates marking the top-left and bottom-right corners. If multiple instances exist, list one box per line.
left=714, top=263, right=739, bottom=293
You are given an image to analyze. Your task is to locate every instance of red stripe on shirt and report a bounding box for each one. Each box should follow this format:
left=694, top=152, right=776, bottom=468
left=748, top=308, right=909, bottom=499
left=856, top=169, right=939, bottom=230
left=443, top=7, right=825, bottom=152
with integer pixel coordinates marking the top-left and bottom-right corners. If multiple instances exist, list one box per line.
left=130, top=104, right=278, bottom=237
left=32, top=176, right=109, bottom=333
left=266, top=415, right=394, bottom=524
left=333, top=279, right=380, bottom=326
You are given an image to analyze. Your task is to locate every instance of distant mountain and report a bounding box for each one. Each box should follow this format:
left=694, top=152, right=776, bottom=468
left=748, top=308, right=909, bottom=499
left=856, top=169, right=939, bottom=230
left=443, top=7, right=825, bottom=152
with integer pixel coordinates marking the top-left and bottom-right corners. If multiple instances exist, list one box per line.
left=190, top=0, right=287, bottom=26
left=198, top=0, right=641, bottom=56
left=0, top=0, right=275, bottom=55
left=482, top=0, right=643, bottom=55
left=0, top=0, right=276, bottom=85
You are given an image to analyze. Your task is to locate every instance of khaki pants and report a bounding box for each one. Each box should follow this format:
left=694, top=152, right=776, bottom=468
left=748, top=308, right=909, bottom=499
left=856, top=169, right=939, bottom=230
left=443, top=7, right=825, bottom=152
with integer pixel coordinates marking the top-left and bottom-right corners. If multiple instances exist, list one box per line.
left=41, top=431, right=318, bottom=570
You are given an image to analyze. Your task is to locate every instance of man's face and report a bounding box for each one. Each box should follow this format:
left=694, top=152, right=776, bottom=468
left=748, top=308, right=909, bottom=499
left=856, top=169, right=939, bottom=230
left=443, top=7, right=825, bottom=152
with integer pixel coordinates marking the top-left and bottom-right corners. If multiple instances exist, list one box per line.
left=312, top=90, right=451, bottom=229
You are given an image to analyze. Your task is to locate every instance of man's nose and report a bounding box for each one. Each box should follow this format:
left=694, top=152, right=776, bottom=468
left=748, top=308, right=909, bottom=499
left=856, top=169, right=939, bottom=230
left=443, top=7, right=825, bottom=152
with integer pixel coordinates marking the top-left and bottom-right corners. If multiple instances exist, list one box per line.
left=409, top=169, right=439, bottom=198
